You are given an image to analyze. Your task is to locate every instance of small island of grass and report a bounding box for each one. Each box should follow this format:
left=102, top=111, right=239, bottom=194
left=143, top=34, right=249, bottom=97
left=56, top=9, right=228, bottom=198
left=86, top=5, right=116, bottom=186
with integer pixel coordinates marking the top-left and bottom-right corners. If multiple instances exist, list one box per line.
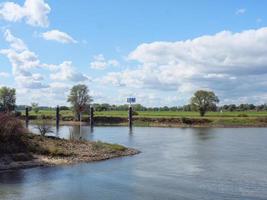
left=0, top=114, right=139, bottom=171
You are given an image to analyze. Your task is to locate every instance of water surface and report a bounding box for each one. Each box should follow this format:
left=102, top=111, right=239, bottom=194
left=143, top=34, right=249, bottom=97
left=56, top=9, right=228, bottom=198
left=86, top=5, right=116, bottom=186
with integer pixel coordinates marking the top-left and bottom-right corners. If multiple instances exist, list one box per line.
left=1, top=126, right=267, bottom=200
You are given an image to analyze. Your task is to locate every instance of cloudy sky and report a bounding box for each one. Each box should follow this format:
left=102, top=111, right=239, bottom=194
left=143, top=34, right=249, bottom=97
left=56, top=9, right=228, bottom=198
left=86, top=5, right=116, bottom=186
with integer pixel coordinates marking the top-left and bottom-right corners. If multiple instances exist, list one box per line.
left=0, top=0, right=267, bottom=107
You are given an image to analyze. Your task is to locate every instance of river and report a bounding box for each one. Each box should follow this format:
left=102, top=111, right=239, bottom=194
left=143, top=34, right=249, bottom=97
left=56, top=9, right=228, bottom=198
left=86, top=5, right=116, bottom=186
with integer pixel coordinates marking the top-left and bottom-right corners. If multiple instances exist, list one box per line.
left=0, top=126, right=267, bottom=200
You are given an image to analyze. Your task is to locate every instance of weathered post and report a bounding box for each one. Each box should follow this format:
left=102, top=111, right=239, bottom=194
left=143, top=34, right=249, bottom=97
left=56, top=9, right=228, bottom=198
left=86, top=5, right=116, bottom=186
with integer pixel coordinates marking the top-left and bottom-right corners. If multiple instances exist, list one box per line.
left=127, top=97, right=136, bottom=128
left=56, top=105, right=60, bottom=129
left=25, top=106, right=29, bottom=127
left=128, top=106, right=133, bottom=128
left=90, top=107, right=94, bottom=127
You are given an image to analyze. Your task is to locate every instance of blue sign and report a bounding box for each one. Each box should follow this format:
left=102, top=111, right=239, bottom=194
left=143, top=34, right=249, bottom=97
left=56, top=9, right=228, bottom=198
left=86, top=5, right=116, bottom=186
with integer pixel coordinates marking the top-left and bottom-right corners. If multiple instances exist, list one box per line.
left=127, top=97, right=136, bottom=103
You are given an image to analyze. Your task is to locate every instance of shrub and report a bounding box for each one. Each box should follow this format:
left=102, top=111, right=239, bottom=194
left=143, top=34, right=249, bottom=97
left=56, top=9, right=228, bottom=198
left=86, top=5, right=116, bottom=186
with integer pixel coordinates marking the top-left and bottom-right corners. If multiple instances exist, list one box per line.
left=35, top=115, right=53, bottom=136
left=14, top=111, right=22, bottom=117
left=0, top=113, right=27, bottom=154
left=132, top=111, right=139, bottom=116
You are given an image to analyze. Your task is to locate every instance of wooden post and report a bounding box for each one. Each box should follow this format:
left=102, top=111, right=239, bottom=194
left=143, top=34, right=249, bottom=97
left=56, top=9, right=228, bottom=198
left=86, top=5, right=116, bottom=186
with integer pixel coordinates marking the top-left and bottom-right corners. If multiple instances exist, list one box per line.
left=25, top=107, right=29, bottom=127
left=56, top=105, right=60, bottom=128
left=90, top=107, right=94, bottom=126
left=128, top=106, right=133, bottom=128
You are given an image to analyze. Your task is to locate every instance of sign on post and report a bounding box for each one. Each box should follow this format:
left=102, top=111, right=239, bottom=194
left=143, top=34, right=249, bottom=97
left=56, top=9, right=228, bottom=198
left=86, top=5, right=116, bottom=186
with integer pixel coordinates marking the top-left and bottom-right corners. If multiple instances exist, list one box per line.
left=127, top=97, right=136, bottom=104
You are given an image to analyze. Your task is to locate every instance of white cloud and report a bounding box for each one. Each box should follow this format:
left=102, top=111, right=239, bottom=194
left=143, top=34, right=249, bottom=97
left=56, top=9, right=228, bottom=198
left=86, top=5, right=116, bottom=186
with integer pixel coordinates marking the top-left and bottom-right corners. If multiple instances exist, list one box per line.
left=236, top=8, right=246, bottom=15
left=0, top=0, right=51, bottom=27
left=0, top=29, right=45, bottom=89
left=90, top=54, right=119, bottom=70
left=42, top=30, right=77, bottom=44
left=0, top=30, right=90, bottom=105
left=50, top=61, right=90, bottom=82
left=0, top=72, right=9, bottom=78
left=102, top=27, right=267, bottom=104
left=1, top=30, right=88, bottom=93
left=4, top=29, right=27, bottom=51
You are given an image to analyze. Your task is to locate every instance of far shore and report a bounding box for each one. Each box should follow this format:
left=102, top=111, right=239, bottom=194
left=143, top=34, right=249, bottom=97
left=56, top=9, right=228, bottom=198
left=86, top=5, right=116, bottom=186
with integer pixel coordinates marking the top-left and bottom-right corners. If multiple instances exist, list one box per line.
left=25, top=115, right=267, bottom=128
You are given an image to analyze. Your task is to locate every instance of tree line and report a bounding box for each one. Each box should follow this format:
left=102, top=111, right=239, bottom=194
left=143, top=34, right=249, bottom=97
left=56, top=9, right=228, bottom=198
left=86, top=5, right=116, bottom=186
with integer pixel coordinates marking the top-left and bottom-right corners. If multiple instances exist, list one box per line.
left=15, top=102, right=267, bottom=112
left=1, top=85, right=267, bottom=118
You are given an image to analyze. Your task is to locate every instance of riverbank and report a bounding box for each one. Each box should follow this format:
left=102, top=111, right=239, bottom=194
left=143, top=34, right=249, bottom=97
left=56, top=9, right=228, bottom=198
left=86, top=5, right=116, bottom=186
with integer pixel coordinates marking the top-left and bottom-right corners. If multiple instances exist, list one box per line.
left=21, top=110, right=267, bottom=128
left=27, top=116, right=267, bottom=128
left=0, top=114, right=139, bottom=172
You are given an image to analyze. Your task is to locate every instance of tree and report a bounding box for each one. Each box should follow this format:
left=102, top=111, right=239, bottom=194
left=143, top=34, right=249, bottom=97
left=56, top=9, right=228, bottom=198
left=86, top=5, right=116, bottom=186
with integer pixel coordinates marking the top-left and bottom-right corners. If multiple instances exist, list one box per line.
left=67, top=84, right=93, bottom=120
left=0, top=87, right=16, bottom=113
left=31, top=102, right=39, bottom=114
left=190, top=90, right=219, bottom=117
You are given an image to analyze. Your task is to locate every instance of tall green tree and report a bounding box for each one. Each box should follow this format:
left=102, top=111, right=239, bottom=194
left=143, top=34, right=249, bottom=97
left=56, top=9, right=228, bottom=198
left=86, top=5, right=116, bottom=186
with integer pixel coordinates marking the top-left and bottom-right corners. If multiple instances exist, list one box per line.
left=190, top=90, right=219, bottom=117
left=67, top=84, right=93, bottom=120
left=0, top=87, right=16, bottom=113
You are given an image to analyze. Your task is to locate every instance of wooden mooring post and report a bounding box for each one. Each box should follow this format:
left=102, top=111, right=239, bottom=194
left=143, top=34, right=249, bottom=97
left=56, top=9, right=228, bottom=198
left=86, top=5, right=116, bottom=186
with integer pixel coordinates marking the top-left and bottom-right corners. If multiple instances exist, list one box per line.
left=90, top=107, right=94, bottom=127
left=128, top=106, right=133, bottom=128
left=25, top=106, right=29, bottom=127
left=56, top=105, right=60, bottom=129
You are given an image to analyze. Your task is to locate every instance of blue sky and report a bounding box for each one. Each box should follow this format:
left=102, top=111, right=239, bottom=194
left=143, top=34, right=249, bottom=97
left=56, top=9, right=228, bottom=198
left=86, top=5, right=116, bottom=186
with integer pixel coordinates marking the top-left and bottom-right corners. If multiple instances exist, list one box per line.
left=0, top=0, right=267, bottom=106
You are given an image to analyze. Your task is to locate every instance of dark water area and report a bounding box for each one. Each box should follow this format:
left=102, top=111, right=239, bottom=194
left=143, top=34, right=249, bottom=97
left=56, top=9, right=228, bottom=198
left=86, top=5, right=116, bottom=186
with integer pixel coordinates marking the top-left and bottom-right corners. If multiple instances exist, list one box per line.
left=1, top=126, right=267, bottom=200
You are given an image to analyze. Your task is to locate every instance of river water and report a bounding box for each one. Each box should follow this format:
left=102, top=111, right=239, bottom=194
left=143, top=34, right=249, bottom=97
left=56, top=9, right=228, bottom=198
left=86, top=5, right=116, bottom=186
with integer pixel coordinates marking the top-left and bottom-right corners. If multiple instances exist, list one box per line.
left=0, top=126, right=267, bottom=200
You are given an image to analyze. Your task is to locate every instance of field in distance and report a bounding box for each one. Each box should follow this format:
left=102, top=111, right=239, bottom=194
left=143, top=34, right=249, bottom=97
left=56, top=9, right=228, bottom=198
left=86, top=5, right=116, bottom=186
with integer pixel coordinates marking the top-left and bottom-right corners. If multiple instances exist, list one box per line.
left=22, top=110, right=267, bottom=118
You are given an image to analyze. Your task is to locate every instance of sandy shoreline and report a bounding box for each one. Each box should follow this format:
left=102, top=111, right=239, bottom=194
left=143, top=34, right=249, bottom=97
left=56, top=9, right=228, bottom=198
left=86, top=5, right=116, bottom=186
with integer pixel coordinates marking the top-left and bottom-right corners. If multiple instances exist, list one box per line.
left=0, top=148, right=139, bottom=172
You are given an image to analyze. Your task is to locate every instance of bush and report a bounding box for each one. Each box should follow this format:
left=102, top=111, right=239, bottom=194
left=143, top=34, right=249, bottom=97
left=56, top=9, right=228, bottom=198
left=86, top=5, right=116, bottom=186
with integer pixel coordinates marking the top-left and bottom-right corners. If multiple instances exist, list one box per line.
left=14, top=111, right=22, bottom=117
left=132, top=111, right=139, bottom=116
left=35, top=115, right=53, bottom=136
left=0, top=113, right=27, bottom=154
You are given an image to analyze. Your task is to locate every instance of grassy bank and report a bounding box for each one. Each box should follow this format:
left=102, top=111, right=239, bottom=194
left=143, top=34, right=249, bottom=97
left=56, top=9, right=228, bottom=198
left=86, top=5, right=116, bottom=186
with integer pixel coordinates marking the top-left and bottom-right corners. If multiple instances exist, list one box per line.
left=0, top=114, right=139, bottom=171
left=21, top=110, right=267, bottom=118
left=21, top=110, right=267, bottom=127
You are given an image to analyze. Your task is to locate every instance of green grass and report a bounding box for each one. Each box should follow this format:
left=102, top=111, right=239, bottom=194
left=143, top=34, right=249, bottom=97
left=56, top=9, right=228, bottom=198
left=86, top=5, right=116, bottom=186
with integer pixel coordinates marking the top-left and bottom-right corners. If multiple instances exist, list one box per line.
left=95, top=110, right=267, bottom=118
left=92, top=141, right=127, bottom=152
left=22, top=110, right=267, bottom=118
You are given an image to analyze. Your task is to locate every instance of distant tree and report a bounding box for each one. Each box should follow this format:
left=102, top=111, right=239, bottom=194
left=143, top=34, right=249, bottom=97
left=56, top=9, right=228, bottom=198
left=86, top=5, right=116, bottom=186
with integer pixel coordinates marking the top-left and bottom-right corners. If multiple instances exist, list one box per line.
left=133, top=104, right=146, bottom=111
left=67, top=84, right=93, bottom=121
left=0, top=87, right=16, bottom=113
left=182, top=104, right=192, bottom=111
left=31, top=102, right=39, bottom=114
left=59, top=106, right=70, bottom=111
left=190, top=90, right=219, bottom=117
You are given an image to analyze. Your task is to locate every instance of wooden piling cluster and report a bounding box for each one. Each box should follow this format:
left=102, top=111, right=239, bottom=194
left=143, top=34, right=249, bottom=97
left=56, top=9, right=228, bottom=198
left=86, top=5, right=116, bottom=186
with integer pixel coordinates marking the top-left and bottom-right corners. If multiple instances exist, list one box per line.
left=25, top=106, right=134, bottom=128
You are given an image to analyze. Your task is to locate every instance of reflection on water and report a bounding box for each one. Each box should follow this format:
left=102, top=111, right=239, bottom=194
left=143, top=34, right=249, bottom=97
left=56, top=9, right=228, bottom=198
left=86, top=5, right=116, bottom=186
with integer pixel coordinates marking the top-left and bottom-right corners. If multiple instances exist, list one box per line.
left=192, top=128, right=215, bottom=141
left=1, top=127, right=267, bottom=200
